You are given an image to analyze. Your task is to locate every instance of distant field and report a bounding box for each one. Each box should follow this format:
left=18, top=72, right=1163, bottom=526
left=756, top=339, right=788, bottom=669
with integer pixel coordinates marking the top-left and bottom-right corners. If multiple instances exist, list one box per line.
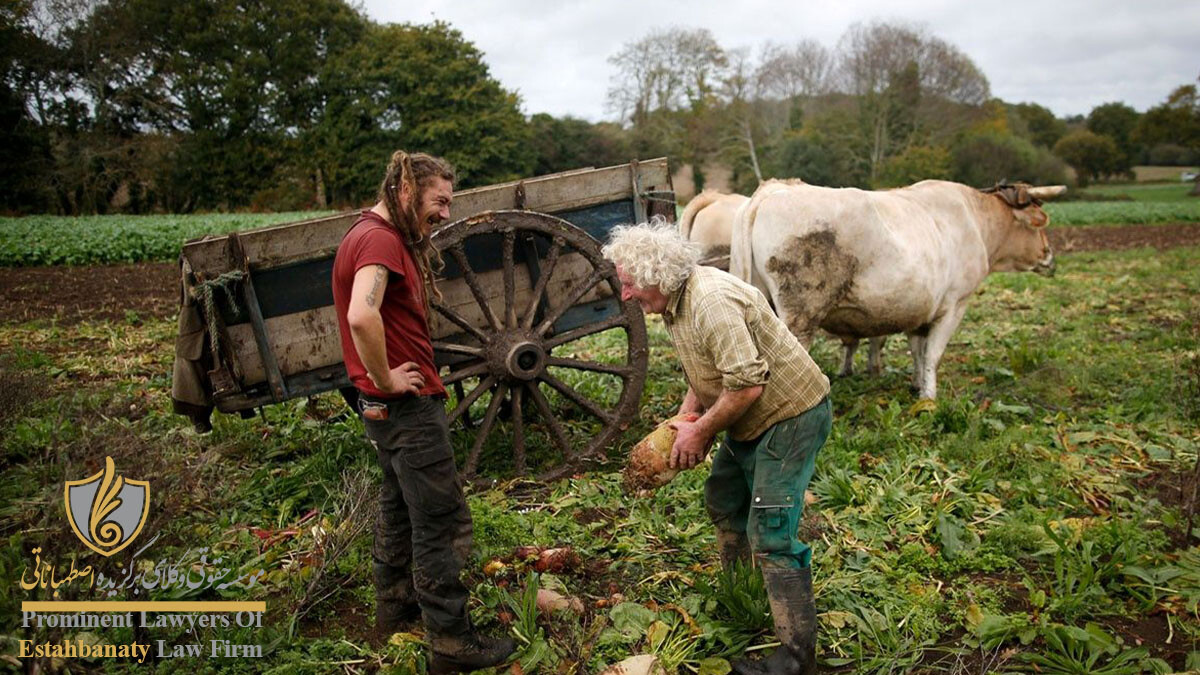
left=0, top=211, right=338, bottom=266
left=1082, top=182, right=1197, bottom=202
left=1045, top=200, right=1200, bottom=226
left=1132, top=165, right=1199, bottom=182
left=4, top=198, right=1199, bottom=267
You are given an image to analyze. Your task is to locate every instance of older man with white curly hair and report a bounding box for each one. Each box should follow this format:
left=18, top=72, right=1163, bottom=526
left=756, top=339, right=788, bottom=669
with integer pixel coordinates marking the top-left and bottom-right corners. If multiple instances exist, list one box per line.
left=603, top=218, right=832, bottom=675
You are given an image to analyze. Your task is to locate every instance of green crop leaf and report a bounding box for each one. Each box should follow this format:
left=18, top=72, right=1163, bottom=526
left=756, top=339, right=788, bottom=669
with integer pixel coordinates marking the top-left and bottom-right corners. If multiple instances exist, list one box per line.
left=610, top=603, right=658, bottom=639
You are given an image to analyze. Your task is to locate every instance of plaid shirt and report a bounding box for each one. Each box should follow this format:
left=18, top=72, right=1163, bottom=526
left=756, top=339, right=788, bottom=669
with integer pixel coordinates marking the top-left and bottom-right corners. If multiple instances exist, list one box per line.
left=663, top=265, right=829, bottom=441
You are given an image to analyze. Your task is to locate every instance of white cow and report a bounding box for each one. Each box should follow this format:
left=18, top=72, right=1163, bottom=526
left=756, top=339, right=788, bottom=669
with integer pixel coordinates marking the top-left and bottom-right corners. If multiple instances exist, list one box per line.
left=730, top=179, right=1064, bottom=399
left=678, top=190, right=748, bottom=259
left=682, top=188, right=887, bottom=377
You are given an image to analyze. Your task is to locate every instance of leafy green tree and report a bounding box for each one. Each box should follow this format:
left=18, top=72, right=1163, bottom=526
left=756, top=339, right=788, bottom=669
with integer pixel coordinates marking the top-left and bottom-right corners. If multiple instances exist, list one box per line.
left=0, top=0, right=55, bottom=212
left=606, top=27, right=726, bottom=181
left=1013, top=102, right=1067, bottom=149
left=832, top=22, right=989, bottom=184
left=1086, top=102, right=1140, bottom=173
left=1134, top=84, right=1200, bottom=154
left=1053, top=129, right=1121, bottom=187
left=527, top=114, right=631, bottom=176
left=1145, top=143, right=1197, bottom=166
left=877, top=144, right=952, bottom=187
left=764, top=130, right=853, bottom=188
left=1134, top=82, right=1200, bottom=195
left=312, top=20, right=532, bottom=204
left=10, top=0, right=532, bottom=213
left=953, top=129, right=1067, bottom=188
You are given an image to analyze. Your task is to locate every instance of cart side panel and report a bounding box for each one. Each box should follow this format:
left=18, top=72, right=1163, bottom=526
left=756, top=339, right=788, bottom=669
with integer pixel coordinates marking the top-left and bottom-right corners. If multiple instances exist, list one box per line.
left=184, top=159, right=671, bottom=278
left=185, top=160, right=674, bottom=413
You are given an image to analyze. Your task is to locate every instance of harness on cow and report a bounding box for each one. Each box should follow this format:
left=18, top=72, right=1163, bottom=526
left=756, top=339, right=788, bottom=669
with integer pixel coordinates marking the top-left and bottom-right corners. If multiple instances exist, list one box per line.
left=982, top=181, right=1042, bottom=209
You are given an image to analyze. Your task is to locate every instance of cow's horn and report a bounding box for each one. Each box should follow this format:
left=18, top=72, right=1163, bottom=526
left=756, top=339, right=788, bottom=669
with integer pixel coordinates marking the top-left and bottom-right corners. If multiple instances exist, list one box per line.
left=1028, top=185, right=1067, bottom=200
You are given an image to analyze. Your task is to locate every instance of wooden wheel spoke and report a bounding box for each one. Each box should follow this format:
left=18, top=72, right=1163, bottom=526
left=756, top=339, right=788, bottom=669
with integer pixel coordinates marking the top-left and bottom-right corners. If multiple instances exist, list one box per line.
left=545, top=356, right=632, bottom=378
left=465, top=382, right=507, bottom=475
left=528, top=382, right=572, bottom=457
left=502, top=229, right=517, bottom=329
left=448, top=374, right=497, bottom=424
left=535, top=269, right=603, bottom=337
left=521, top=237, right=564, bottom=330
left=544, top=313, right=629, bottom=349
left=433, top=341, right=482, bottom=358
left=433, top=302, right=488, bottom=342
left=540, top=371, right=612, bottom=424
left=433, top=209, right=649, bottom=481
left=511, top=384, right=525, bottom=474
left=441, top=361, right=488, bottom=387
left=448, top=243, right=501, bottom=331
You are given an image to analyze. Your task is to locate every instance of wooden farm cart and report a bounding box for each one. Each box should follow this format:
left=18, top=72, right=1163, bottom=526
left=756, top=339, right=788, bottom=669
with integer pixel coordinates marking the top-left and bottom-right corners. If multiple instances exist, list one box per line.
left=176, top=159, right=676, bottom=479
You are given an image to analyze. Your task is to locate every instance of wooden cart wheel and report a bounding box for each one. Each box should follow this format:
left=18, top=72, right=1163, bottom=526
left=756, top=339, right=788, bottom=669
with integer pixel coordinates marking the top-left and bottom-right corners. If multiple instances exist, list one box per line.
left=430, top=210, right=648, bottom=481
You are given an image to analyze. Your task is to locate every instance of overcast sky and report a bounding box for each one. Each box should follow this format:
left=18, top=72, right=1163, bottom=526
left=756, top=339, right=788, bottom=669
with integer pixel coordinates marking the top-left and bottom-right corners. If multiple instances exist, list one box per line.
left=361, top=0, right=1199, bottom=122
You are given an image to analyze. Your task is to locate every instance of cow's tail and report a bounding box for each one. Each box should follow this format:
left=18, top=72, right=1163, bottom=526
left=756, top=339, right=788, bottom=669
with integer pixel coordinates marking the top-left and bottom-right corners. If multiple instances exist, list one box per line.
left=678, top=190, right=722, bottom=240
left=730, top=182, right=782, bottom=283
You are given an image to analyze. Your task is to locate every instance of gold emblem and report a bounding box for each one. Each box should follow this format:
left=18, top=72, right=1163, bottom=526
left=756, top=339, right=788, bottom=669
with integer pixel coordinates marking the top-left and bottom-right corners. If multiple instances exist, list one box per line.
left=64, top=456, right=150, bottom=557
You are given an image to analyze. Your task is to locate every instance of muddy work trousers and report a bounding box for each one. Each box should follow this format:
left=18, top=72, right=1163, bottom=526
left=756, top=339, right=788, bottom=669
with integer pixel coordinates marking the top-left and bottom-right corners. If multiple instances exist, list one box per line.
left=361, top=394, right=473, bottom=636
left=704, top=397, right=832, bottom=569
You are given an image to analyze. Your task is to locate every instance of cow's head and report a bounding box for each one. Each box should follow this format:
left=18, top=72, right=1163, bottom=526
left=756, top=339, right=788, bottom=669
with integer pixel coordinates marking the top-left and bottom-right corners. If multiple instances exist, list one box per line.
left=984, top=183, right=1065, bottom=276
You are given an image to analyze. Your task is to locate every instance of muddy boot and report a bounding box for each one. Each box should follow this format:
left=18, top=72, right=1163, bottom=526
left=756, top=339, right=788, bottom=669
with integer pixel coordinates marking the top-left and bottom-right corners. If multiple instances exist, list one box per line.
left=374, top=563, right=420, bottom=634
left=731, top=566, right=817, bottom=675
left=429, top=630, right=516, bottom=675
left=717, top=529, right=751, bottom=570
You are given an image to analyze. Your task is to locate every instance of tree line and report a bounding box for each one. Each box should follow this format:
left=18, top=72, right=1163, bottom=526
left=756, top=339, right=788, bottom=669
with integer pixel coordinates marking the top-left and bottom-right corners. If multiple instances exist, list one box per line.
left=1, top=0, right=532, bottom=214
left=603, top=23, right=1200, bottom=194
left=2, top=3, right=1198, bottom=216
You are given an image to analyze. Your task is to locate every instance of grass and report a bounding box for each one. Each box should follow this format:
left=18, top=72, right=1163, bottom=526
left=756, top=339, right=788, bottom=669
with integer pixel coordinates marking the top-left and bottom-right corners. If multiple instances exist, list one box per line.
left=1, top=245, right=1199, bottom=672
left=4, top=184, right=1199, bottom=268
left=0, top=211, right=337, bottom=266
left=1044, top=200, right=1200, bottom=226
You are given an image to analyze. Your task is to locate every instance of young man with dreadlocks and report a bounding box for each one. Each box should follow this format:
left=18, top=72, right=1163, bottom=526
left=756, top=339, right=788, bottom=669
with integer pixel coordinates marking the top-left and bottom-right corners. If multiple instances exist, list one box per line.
left=332, top=151, right=514, bottom=673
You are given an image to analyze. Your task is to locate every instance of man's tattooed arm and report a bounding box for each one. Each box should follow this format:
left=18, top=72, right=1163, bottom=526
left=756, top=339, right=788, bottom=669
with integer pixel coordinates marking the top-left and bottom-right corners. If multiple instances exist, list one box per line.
left=366, top=265, right=387, bottom=307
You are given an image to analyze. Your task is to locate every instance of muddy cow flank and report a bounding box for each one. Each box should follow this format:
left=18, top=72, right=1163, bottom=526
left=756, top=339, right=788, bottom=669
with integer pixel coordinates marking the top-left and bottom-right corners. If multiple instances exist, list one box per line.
left=730, top=179, right=1064, bottom=400
left=681, top=186, right=887, bottom=376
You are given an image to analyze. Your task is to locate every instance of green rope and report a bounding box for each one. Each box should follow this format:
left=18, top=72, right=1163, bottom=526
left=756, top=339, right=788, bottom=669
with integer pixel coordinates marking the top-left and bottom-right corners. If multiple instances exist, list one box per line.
left=193, top=270, right=245, bottom=358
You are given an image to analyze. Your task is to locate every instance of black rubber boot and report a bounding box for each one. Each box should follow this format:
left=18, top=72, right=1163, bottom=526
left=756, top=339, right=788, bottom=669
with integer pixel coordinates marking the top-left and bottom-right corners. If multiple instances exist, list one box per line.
left=429, top=631, right=516, bottom=674
left=716, top=529, right=751, bottom=570
left=731, top=566, right=817, bottom=675
left=374, top=563, right=420, bottom=634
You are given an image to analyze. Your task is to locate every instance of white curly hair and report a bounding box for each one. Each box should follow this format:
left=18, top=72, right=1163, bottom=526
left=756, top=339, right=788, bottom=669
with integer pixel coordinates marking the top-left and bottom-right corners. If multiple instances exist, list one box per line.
left=601, top=216, right=702, bottom=293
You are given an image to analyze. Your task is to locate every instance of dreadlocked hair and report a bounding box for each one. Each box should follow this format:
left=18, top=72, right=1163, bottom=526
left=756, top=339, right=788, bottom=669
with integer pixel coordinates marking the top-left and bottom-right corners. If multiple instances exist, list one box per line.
left=377, top=150, right=456, bottom=317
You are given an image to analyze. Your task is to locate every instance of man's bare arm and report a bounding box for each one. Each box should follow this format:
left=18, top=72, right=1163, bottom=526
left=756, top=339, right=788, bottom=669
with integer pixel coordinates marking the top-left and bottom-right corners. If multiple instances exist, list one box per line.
left=679, top=387, right=705, bottom=416
left=670, top=385, right=763, bottom=469
left=346, top=265, right=423, bottom=394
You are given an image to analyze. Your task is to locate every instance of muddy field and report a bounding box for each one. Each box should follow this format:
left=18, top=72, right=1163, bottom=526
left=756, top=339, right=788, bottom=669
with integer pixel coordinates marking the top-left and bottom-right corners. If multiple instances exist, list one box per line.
left=2, top=221, right=1198, bottom=672
left=1, top=223, right=1197, bottom=325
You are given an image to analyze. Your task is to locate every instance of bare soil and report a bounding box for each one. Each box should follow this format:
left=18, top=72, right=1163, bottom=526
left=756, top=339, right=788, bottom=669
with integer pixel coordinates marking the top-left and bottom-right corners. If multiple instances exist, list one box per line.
left=0, top=262, right=176, bottom=325
left=1048, top=222, right=1200, bottom=253
left=0, top=365, right=41, bottom=428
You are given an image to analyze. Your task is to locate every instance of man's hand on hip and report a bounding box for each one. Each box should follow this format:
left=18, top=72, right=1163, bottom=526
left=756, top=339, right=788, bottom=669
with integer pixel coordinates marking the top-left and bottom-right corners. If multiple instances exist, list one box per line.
left=373, top=361, right=425, bottom=395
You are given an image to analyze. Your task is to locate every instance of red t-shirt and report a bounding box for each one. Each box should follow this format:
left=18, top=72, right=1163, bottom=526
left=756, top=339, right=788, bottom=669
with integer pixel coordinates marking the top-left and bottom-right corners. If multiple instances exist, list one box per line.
left=332, top=210, right=446, bottom=399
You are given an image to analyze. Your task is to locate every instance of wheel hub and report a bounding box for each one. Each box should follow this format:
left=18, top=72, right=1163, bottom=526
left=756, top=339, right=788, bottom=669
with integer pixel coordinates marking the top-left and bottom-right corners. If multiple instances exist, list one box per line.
left=483, top=331, right=546, bottom=382
left=504, top=340, right=546, bottom=381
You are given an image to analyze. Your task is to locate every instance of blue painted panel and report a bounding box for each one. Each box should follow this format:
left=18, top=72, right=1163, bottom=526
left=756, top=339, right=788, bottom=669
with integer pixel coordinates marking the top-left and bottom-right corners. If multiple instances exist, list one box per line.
left=554, top=297, right=622, bottom=334
left=228, top=200, right=635, bottom=324
left=253, top=256, right=335, bottom=319
left=556, top=201, right=637, bottom=244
